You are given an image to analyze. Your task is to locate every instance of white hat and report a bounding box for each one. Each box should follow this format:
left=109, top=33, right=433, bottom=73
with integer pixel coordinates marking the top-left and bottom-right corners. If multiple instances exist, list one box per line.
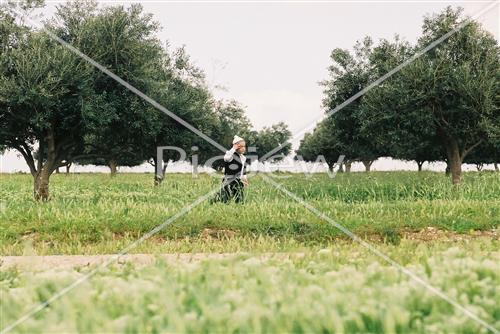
left=232, top=135, right=244, bottom=144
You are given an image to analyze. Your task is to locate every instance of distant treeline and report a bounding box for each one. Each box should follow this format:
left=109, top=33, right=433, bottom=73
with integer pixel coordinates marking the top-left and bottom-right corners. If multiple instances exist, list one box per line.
left=297, top=7, right=499, bottom=184
left=1, top=3, right=498, bottom=202
left=0, top=1, right=291, bottom=200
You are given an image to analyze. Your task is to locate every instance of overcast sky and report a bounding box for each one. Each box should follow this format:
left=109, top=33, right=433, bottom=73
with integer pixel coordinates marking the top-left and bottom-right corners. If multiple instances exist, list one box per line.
left=144, top=0, right=498, bottom=133
left=1, top=0, right=498, bottom=172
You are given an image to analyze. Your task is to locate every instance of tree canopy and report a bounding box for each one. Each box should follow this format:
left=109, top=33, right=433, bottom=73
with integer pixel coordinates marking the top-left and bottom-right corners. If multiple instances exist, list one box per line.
left=0, top=0, right=291, bottom=199
left=300, top=6, right=499, bottom=182
left=320, top=37, right=385, bottom=171
left=0, top=1, right=94, bottom=199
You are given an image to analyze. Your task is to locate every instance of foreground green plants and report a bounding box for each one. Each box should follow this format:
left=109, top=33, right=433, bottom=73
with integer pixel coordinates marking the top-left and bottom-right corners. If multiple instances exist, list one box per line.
left=1, top=240, right=499, bottom=333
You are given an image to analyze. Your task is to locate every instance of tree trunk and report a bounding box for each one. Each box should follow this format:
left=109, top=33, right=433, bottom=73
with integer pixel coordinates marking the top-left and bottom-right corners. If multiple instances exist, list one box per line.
left=344, top=160, right=352, bottom=173
left=445, top=140, right=462, bottom=185
left=445, top=161, right=451, bottom=175
left=362, top=160, right=374, bottom=172
left=33, top=168, right=50, bottom=201
left=32, top=129, right=58, bottom=201
left=55, top=167, right=60, bottom=174
left=154, top=174, right=163, bottom=186
left=109, top=160, right=118, bottom=177
left=476, top=163, right=483, bottom=172
left=154, top=162, right=168, bottom=186
left=417, top=161, right=424, bottom=172
left=494, top=163, right=498, bottom=172
left=338, top=163, right=344, bottom=173
left=66, top=162, right=72, bottom=174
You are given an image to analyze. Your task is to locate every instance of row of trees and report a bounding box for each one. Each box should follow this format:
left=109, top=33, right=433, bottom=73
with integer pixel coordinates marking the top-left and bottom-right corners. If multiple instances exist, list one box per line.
left=297, top=7, right=499, bottom=184
left=0, top=0, right=291, bottom=200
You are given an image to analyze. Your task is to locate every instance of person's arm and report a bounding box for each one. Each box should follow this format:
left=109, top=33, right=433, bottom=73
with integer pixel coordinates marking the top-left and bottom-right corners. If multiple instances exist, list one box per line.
left=224, top=147, right=236, bottom=162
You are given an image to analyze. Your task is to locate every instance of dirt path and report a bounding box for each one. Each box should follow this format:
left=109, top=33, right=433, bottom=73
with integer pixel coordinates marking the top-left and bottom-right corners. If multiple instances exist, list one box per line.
left=0, top=253, right=306, bottom=271
left=2, top=229, right=497, bottom=271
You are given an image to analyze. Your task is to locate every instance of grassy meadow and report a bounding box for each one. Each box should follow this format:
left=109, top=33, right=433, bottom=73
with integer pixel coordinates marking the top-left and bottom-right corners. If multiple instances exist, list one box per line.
left=1, top=171, right=499, bottom=333
left=0, top=171, right=499, bottom=255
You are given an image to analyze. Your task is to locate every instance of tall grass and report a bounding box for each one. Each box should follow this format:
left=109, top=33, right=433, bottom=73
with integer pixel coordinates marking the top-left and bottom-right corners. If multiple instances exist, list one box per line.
left=2, top=240, right=499, bottom=333
left=0, top=172, right=498, bottom=255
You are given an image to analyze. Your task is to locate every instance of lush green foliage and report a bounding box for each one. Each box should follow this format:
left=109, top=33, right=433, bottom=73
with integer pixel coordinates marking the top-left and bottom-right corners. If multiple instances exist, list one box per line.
left=366, top=7, right=499, bottom=185
left=2, top=240, right=499, bottom=333
left=0, top=172, right=498, bottom=255
left=296, top=121, right=343, bottom=170
left=321, top=37, right=382, bottom=170
left=0, top=1, right=291, bottom=197
left=248, top=122, right=292, bottom=161
left=305, top=7, right=500, bottom=182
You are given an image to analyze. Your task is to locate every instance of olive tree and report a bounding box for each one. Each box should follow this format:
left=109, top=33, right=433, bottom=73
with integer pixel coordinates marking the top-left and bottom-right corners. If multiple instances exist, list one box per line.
left=0, top=32, right=92, bottom=200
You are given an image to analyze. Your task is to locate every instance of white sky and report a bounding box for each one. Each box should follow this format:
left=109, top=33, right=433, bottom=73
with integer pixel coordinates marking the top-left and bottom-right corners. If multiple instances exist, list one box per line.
left=1, top=0, right=498, bottom=173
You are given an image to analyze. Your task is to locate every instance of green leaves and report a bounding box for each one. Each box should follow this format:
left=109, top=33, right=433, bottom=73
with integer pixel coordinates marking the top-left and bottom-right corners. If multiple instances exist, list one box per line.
left=311, top=6, right=499, bottom=182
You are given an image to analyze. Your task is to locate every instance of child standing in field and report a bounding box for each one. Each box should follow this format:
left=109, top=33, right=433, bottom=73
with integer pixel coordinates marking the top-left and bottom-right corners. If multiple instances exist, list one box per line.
left=217, top=135, right=248, bottom=203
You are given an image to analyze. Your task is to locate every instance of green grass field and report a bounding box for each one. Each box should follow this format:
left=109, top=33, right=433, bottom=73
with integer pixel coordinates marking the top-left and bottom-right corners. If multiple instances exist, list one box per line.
left=1, top=171, right=499, bottom=333
left=0, top=171, right=499, bottom=254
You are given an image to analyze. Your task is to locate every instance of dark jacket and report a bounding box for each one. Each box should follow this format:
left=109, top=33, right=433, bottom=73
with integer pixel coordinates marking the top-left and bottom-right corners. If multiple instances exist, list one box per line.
left=223, top=152, right=247, bottom=178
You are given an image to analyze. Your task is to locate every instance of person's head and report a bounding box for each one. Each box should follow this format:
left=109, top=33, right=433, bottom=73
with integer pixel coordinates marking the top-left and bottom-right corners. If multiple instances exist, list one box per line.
left=232, top=135, right=246, bottom=154
left=235, top=140, right=246, bottom=154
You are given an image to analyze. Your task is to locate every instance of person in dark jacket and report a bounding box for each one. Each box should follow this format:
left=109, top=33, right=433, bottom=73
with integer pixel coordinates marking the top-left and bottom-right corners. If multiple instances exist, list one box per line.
left=219, top=135, right=248, bottom=203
